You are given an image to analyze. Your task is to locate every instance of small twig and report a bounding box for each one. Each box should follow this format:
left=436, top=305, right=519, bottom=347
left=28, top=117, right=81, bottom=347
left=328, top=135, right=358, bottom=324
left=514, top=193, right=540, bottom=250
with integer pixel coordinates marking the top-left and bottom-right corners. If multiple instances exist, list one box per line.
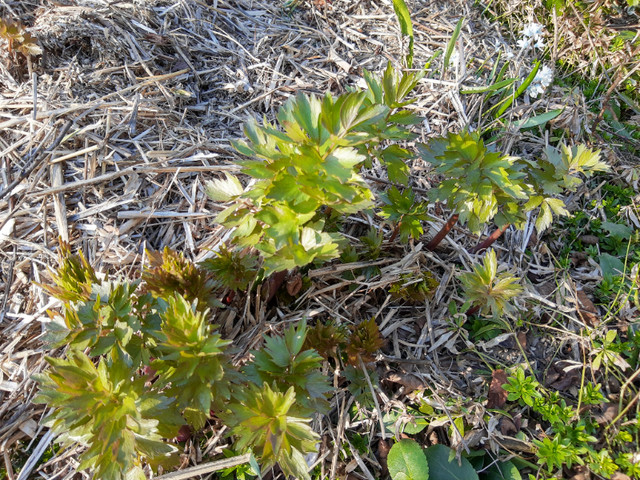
left=359, top=355, right=387, bottom=441
left=0, top=119, right=73, bottom=201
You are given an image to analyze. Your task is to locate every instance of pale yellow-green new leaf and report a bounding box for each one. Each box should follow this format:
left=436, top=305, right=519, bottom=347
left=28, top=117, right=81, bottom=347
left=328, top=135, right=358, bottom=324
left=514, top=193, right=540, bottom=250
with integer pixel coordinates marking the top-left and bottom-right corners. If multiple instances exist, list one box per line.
left=459, top=249, right=523, bottom=318
left=206, top=173, right=244, bottom=202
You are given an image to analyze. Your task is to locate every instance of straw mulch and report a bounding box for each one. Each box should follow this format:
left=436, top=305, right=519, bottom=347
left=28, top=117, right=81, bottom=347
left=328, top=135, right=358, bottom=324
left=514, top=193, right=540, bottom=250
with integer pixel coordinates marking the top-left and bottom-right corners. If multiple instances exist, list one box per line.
left=0, top=0, right=608, bottom=478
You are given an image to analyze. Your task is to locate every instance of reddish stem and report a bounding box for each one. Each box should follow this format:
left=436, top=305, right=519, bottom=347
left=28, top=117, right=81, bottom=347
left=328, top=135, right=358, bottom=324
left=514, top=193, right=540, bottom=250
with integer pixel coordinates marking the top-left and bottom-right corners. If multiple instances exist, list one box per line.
left=466, top=304, right=480, bottom=316
left=265, top=270, right=288, bottom=304
left=426, top=214, right=459, bottom=250
left=388, top=223, right=400, bottom=243
left=469, top=223, right=510, bottom=254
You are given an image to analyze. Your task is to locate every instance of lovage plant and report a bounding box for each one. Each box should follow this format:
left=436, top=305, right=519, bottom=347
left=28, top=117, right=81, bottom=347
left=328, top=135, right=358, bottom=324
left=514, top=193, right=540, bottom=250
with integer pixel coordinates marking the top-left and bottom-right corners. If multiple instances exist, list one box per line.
left=207, top=63, right=424, bottom=273
left=419, top=131, right=610, bottom=251
left=34, top=245, right=331, bottom=480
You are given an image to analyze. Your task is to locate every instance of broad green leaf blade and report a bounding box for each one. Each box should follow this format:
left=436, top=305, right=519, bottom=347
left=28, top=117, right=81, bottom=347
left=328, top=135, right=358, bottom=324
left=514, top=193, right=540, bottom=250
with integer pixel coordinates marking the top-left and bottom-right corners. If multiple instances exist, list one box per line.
left=599, top=253, right=625, bottom=280
left=601, top=221, right=633, bottom=240
left=480, top=460, right=522, bottom=480
left=512, top=108, right=563, bottom=130
left=442, top=18, right=464, bottom=76
left=392, top=0, right=414, bottom=68
left=423, top=444, right=479, bottom=480
left=388, top=439, right=430, bottom=480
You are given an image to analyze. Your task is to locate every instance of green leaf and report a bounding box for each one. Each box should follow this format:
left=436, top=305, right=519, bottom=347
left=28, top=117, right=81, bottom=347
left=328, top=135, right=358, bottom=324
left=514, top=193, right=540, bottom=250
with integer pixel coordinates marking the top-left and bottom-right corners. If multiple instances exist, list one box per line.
left=442, top=18, right=464, bottom=75
left=392, top=0, right=414, bottom=68
left=423, top=444, right=479, bottom=480
left=480, top=460, right=522, bottom=480
left=535, top=201, right=554, bottom=233
left=460, top=78, right=516, bottom=94
left=599, top=253, right=625, bottom=280
left=601, top=221, right=633, bottom=240
left=496, top=61, right=540, bottom=118
left=512, top=109, right=563, bottom=130
left=382, top=145, right=411, bottom=185
left=206, top=174, right=244, bottom=202
left=388, top=439, right=430, bottom=480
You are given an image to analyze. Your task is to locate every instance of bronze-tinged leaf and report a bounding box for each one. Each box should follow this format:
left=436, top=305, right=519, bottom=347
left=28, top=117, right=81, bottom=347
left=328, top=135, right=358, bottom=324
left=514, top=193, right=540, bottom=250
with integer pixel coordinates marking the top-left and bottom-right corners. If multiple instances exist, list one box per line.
left=143, top=247, right=221, bottom=311
left=345, top=317, right=385, bottom=366
left=42, top=241, right=100, bottom=302
left=303, top=320, right=347, bottom=360
left=487, top=369, right=509, bottom=409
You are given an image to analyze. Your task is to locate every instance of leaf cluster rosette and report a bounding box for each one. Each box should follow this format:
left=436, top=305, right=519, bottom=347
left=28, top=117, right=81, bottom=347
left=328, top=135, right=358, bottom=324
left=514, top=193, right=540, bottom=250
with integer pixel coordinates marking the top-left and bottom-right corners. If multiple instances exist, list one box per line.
left=243, top=319, right=331, bottom=414
left=35, top=246, right=331, bottom=480
left=151, top=294, right=232, bottom=429
left=459, top=249, right=523, bottom=318
left=144, top=247, right=222, bottom=311
left=224, top=383, right=319, bottom=480
left=33, top=351, right=177, bottom=480
left=420, top=131, right=529, bottom=233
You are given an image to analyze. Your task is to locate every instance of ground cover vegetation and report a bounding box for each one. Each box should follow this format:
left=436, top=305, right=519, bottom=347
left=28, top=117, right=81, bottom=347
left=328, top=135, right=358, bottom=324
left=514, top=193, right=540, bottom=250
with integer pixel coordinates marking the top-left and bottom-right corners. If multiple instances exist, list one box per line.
left=0, top=0, right=639, bottom=479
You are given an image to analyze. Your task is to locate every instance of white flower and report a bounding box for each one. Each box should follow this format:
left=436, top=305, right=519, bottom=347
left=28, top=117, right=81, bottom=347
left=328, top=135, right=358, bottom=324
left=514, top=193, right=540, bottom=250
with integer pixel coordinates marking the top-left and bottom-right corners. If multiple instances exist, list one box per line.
left=517, top=22, right=546, bottom=51
left=522, top=23, right=544, bottom=39
left=527, top=65, right=554, bottom=98
left=449, top=50, right=460, bottom=68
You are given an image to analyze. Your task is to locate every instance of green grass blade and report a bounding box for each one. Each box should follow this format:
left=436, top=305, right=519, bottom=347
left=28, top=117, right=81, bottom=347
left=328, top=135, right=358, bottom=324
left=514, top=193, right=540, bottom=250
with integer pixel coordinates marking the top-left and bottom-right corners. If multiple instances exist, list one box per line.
left=392, top=0, right=414, bottom=68
left=442, top=18, right=464, bottom=77
left=495, top=61, right=540, bottom=118
left=461, top=78, right=516, bottom=95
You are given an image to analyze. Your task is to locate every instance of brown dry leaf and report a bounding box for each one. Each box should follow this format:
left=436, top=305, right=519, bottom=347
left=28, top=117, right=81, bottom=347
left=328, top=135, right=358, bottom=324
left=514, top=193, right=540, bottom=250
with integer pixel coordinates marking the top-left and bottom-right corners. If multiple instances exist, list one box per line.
left=377, top=438, right=390, bottom=474
left=499, top=417, right=518, bottom=436
left=577, top=289, right=599, bottom=327
left=571, top=251, right=589, bottom=268
left=463, top=429, right=485, bottom=449
left=546, top=360, right=581, bottom=391
left=487, top=369, right=509, bottom=409
left=579, top=235, right=599, bottom=245
left=568, top=465, right=591, bottom=480
left=386, top=373, right=427, bottom=392
left=516, top=331, right=527, bottom=349
left=286, top=272, right=303, bottom=296
left=611, top=473, right=632, bottom=480
left=593, top=403, right=619, bottom=425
